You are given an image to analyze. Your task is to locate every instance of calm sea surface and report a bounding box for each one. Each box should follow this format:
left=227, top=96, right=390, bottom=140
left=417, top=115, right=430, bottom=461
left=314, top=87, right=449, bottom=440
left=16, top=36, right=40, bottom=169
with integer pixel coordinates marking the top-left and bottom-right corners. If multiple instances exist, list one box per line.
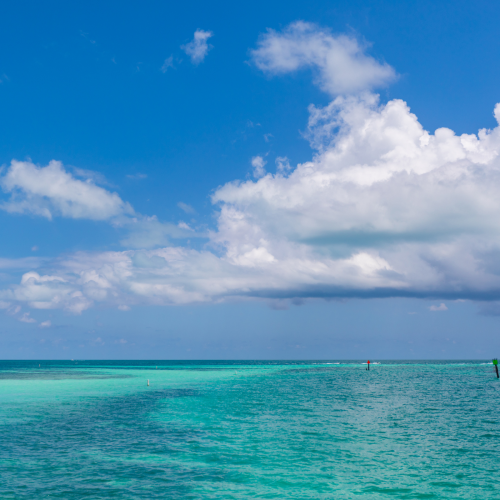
left=0, top=360, right=498, bottom=499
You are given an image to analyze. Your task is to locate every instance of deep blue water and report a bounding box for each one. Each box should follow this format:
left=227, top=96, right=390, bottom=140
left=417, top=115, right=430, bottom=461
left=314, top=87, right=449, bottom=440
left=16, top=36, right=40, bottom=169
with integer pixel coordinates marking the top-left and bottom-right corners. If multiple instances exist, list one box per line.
left=0, top=360, right=498, bottom=499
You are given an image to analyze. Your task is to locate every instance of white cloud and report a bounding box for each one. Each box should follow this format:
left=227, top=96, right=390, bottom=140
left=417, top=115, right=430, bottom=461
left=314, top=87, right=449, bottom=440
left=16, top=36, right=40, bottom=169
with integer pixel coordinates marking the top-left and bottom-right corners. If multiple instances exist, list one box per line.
left=251, top=21, right=396, bottom=96
left=1, top=271, right=93, bottom=314
left=430, top=303, right=448, bottom=312
left=39, top=320, right=51, bottom=328
left=19, top=312, right=36, bottom=323
left=251, top=156, right=267, bottom=178
left=0, top=160, right=133, bottom=220
left=118, top=305, right=130, bottom=311
left=181, top=30, right=213, bottom=65
left=161, top=55, right=174, bottom=73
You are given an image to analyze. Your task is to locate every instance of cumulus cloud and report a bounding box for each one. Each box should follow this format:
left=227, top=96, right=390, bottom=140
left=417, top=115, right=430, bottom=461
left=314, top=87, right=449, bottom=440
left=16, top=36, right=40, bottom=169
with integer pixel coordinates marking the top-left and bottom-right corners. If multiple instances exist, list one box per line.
left=181, top=30, right=213, bottom=65
left=0, top=160, right=133, bottom=220
left=251, top=21, right=396, bottom=96
left=39, top=320, right=51, bottom=328
left=209, top=95, right=500, bottom=301
left=0, top=271, right=92, bottom=314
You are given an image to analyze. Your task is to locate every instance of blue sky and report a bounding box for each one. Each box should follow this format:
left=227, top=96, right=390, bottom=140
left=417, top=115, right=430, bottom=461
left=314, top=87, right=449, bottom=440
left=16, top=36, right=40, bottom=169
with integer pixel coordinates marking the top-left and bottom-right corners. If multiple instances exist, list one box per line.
left=2, top=0, right=500, bottom=359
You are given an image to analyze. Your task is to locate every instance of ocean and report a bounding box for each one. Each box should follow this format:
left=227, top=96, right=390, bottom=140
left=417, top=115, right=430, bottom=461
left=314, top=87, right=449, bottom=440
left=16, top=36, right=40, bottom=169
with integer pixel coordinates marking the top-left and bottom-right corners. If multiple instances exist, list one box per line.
left=0, top=360, right=498, bottom=499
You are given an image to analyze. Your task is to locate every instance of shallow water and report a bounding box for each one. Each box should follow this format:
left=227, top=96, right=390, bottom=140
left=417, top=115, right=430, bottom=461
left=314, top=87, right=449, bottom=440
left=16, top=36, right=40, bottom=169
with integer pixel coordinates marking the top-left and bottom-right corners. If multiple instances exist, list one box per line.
left=0, top=360, right=498, bottom=499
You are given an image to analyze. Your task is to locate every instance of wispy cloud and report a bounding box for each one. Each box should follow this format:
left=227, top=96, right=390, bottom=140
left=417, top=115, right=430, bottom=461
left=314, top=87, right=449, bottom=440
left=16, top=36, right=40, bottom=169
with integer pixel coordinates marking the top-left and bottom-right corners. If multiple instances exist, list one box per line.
left=72, top=167, right=111, bottom=186
left=126, top=173, right=148, bottom=180
left=161, top=55, right=174, bottom=73
left=79, top=30, right=96, bottom=45
left=177, top=202, right=196, bottom=214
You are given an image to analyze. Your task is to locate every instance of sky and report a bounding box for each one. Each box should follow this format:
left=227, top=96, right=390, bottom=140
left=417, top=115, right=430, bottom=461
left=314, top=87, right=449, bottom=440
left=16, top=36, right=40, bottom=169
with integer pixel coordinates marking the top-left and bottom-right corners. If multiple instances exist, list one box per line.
left=1, top=0, right=500, bottom=359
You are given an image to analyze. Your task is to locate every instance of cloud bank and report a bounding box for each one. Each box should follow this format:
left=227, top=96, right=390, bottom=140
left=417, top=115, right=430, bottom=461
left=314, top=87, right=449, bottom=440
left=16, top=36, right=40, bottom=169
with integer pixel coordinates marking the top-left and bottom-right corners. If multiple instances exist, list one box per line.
left=2, top=22, right=500, bottom=314
left=4, top=94, right=500, bottom=312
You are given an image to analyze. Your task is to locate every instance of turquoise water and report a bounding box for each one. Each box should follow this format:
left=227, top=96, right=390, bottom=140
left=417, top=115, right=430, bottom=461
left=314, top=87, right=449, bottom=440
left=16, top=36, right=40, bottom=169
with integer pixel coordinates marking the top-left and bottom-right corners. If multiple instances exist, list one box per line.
left=0, top=360, right=498, bottom=499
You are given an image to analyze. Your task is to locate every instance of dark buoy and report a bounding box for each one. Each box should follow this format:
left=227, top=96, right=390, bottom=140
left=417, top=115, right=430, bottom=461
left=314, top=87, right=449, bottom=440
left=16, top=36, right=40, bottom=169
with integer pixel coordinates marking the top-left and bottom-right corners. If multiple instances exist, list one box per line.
left=366, top=360, right=370, bottom=371
left=493, top=359, right=499, bottom=379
